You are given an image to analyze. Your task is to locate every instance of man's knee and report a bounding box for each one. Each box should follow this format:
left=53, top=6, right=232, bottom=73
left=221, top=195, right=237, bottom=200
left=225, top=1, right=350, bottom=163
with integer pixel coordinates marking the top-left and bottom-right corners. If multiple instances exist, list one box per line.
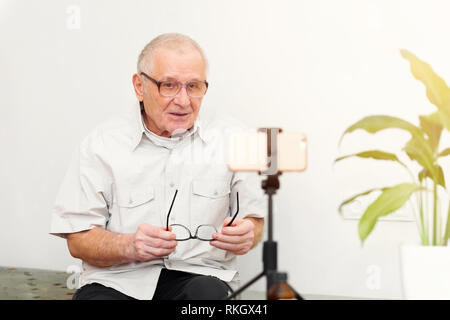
left=73, top=283, right=135, bottom=300
left=183, top=276, right=230, bottom=300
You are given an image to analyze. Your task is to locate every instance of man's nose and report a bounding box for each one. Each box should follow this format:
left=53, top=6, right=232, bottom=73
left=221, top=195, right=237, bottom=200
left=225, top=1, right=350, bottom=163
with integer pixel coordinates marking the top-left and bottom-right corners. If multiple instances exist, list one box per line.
left=173, top=86, right=190, bottom=107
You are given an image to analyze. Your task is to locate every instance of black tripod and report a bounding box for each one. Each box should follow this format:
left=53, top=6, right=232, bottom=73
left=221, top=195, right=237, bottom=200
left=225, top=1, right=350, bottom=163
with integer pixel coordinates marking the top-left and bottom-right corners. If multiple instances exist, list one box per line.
left=227, top=128, right=303, bottom=300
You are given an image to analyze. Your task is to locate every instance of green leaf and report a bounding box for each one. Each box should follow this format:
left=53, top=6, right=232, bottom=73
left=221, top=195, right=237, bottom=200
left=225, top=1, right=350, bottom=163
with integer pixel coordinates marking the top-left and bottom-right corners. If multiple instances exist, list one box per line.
left=436, top=111, right=450, bottom=131
left=338, top=188, right=385, bottom=215
left=335, top=150, right=402, bottom=162
left=359, top=183, right=424, bottom=244
left=339, top=115, right=435, bottom=171
left=418, top=165, right=446, bottom=188
left=401, top=49, right=450, bottom=130
left=418, top=169, right=428, bottom=182
left=438, top=148, right=450, bottom=158
left=339, top=115, right=424, bottom=146
left=403, top=136, right=437, bottom=182
left=401, top=49, right=450, bottom=109
left=335, top=150, right=407, bottom=169
left=335, top=150, right=400, bottom=162
left=437, top=166, right=446, bottom=188
left=419, top=112, right=442, bottom=153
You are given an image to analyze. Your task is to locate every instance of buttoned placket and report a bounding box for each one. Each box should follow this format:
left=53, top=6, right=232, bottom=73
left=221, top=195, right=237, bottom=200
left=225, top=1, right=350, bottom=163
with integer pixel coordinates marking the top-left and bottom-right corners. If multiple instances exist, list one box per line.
left=165, top=148, right=177, bottom=226
left=164, top=143, right=185, bottom=268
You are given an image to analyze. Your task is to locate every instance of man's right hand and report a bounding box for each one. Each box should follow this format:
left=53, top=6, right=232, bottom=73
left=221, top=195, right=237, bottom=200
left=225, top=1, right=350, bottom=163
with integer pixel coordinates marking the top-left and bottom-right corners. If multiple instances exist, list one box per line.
left=131, top=224, right=178, bottom=262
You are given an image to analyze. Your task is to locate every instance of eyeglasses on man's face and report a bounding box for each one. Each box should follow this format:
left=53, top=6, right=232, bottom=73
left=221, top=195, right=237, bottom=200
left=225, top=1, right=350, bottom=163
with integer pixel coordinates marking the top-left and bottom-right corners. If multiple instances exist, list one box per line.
left=165, top=189, right=239, bottom=241
left=140, top=72, right=208, bottom=98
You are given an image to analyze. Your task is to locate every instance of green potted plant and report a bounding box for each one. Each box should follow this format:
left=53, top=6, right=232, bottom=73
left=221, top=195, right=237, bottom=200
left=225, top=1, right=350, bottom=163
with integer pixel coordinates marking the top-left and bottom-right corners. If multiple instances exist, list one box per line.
left=336, top=49, right=450, bottom=299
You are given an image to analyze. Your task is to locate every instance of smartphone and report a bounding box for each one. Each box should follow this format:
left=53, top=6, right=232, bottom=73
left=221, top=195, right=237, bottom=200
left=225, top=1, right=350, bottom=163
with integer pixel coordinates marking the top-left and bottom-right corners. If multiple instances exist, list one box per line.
left=227, top=129, right=307, bottom=173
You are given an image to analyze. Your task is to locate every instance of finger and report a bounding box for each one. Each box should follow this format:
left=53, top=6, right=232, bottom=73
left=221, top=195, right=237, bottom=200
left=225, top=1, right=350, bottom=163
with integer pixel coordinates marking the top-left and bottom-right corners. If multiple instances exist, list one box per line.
left=221, top=220, right=253, bottom=236
left=143, top=225, right=177, bottom=240
left=135, top=243, right=175, bottom=261
left=236, top=247, right=250, bottom=255
left=143, top=245, right=177, bottom=258
left=222, top=217, right=235, bottom=227
left=136, top=231, right=177, bottom=250
left=210, top=239, right=248, bottom=252
left=212, top=232, right=249, bottom=245
left=157, top=226, right=178, bottom=240
left=135, top=238, right=177, bottom=256
left=146, top=237, right=178, bottom=249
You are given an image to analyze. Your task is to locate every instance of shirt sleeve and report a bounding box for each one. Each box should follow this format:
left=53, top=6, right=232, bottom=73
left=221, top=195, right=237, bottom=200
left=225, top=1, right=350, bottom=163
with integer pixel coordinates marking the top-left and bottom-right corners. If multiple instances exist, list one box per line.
left=230, top=171, right=267, bottom=220
left=50, top=133, right=112, bottom=238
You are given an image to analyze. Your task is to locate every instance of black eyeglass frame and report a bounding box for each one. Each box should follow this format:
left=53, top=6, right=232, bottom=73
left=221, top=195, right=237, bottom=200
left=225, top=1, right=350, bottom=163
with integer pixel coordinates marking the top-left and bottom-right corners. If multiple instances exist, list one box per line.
left=165, top=189, right=239, bottom=241
left=140, top=72, right=209, bottom=98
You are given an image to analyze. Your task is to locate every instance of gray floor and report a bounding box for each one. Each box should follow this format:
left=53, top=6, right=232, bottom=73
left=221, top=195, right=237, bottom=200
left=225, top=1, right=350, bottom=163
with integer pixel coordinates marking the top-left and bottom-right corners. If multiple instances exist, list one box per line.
left=0, top=266, right=366, bottom=300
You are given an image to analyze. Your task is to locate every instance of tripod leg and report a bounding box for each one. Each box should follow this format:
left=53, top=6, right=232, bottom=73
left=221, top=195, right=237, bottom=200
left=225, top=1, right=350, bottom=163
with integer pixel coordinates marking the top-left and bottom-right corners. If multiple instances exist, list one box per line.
left=287, top=283, right=303, bottom=300
left=226, top=271, right=265, bottom=300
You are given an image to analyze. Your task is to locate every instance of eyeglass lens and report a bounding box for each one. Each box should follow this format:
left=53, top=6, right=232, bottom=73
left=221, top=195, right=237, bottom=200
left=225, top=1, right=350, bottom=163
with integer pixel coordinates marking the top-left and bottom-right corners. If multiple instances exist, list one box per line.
left=159, top=80, right=207, bottom=98
left=171, top=224, right=217, bottom=241
left=166, top=190, right=239, bottom=241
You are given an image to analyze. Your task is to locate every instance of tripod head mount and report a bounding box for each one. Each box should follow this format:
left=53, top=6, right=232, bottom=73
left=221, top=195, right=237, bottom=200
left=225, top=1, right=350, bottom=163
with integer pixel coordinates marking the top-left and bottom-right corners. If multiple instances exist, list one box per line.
left=257, top=127, right=282, bottom=178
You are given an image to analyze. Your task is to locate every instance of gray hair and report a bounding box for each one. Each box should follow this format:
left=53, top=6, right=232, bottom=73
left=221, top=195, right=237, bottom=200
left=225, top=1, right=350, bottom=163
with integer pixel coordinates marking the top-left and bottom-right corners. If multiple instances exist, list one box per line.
left=137, top=33, right=208, bottom=75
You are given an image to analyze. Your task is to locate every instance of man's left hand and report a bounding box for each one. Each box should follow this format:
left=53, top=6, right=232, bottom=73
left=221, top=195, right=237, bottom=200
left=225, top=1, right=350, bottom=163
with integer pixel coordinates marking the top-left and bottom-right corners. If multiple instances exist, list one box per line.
left=210, top=217, right=255, bottom=255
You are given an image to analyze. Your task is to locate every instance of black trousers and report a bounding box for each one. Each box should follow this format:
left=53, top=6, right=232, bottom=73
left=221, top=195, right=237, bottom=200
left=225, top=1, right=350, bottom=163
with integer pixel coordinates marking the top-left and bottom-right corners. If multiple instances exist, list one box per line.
left=72, top=268, right=232, bottom=300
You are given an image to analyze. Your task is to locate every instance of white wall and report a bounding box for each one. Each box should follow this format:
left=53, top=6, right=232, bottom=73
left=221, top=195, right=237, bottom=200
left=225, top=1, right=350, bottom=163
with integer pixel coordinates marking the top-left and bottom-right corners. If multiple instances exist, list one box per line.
left=1, top=0, right=450, bottom=299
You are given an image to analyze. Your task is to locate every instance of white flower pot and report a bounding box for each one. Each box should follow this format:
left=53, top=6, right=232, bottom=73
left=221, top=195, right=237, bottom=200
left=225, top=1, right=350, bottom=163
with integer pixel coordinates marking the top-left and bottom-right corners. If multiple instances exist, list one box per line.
left=400, top=244, right=450, bottom=299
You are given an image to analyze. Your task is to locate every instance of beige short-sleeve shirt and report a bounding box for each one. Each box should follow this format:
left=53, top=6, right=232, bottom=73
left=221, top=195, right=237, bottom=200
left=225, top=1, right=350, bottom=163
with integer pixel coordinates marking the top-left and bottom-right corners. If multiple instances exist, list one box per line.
left=50, top=105, right=266, bottom=300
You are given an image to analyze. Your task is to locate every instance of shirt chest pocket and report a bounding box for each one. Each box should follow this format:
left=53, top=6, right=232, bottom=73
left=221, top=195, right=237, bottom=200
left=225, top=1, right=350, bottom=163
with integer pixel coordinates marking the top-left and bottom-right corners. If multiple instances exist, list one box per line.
left=113, top=186, right=159, bottom=233
left=191, top=179, right=231, bottom=227
left=118, top=187, right=155, bottom=208
left=117, top=186, right=155, bottom=208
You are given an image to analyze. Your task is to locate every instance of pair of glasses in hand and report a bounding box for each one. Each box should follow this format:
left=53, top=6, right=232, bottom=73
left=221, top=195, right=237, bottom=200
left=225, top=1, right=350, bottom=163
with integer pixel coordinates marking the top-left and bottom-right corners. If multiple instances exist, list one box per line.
left=165, top=189, right=239, bottom=241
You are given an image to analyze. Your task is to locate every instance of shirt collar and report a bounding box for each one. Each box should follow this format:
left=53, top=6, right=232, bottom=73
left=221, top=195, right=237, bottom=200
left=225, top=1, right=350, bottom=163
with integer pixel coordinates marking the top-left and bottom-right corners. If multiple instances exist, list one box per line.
left=129, top=104, right=208, bottom=151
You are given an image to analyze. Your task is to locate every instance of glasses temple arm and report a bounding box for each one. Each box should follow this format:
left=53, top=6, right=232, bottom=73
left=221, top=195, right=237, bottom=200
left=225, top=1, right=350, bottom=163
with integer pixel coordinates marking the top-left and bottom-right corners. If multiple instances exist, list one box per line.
left=227, top=192, right=239, bottom=227
left=140, top=72, right=159, bottom=87
left=166, top=189, right=178, bottom=231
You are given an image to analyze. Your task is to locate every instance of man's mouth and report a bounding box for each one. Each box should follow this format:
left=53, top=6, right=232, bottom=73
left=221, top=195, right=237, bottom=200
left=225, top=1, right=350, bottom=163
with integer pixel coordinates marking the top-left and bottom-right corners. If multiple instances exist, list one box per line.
left=169, top=112, right=189, bottom=118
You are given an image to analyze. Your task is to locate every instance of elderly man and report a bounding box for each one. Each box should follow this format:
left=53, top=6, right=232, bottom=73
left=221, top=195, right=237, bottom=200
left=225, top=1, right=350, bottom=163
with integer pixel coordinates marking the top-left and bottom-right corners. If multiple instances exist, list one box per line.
left=50, top=33, right=265, bottom=300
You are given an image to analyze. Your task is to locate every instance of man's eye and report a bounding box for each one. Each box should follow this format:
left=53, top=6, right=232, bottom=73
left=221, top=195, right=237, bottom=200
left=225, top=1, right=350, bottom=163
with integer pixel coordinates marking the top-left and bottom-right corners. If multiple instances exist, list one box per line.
left=162, top=82, right=176, bottom=88
left=188, top=82, right=200, bottom=89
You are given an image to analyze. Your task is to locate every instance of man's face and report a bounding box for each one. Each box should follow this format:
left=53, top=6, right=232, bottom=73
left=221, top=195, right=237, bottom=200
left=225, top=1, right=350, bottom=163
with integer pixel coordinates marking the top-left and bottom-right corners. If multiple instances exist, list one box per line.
left=133, top=47, right=207, bottom=138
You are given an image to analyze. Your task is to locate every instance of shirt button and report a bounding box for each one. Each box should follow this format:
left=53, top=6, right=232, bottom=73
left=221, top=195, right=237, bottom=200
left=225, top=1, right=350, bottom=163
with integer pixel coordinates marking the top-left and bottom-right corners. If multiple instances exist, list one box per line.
left=169, top=183, right=174, bottom=188
left=214, top=191, right=218, bottom=196
left=128, top=197, right=133, bottom=204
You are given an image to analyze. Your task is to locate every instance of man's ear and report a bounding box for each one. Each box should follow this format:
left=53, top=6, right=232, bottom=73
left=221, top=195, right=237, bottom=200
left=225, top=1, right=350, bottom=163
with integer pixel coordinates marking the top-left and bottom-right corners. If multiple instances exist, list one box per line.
left=132, top=73, right=144, bottom=102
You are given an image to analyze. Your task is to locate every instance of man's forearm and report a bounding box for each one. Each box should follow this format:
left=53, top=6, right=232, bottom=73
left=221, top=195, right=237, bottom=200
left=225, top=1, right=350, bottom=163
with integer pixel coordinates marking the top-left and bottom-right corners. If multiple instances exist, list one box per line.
left=67, top=227, right=136, bottom=268
left=245, top=217, right=265, bottom=249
